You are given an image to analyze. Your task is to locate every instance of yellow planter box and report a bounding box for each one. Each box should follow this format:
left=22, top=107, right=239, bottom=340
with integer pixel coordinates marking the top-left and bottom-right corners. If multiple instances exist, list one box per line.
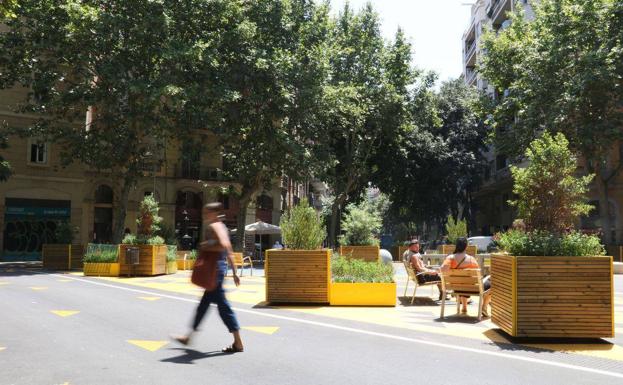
left=119, top=244, right=167, bottom=276
left=491, top=254, right=614, bottom=338
left=84, top=262, right=120, bottom=277
left=165, top=261, right=178, bottom=274
left=330, top=282, right=396, bottom=306
left=266, top=249, right=331, bottom=304
left=176, top=259, right=195, bottom=270
left=339, top=245, right=380, bottom=262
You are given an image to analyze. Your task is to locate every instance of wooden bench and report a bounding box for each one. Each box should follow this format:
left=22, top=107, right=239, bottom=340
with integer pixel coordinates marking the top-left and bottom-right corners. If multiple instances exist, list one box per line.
left=403, top=261, right=440, bottom=304
left=228, top=252, right=253, bottom=276
left=440, top=268, right=489, bottom=321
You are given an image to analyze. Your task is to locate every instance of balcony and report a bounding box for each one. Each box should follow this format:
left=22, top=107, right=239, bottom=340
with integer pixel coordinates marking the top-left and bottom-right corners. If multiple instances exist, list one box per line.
left=464, top=40, right=477, bottom=67
left=174, top=164, right=231, bottom=182
left=465, top=67, right=477, bottom=86
left=487, top=0, right=512, bottom=28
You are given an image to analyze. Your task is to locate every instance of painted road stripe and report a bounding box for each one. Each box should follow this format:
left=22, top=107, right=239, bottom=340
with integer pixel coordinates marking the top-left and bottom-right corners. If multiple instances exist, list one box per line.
left=242, top=326, right=279, bottom=335
left=0, top=347, right=5, bottom=352
left=52, top=273, right=623, bottom=379
left=51, top=310, right=80, bottom=317
left=30, top=286, right=47, bottom=291
left=138, top=296, right=161, bottom=301
left=57, top=279, right=72, bottom=282
left=0, top=282, right=9, bottom=285
left=127, top=340, right=168, bottom=352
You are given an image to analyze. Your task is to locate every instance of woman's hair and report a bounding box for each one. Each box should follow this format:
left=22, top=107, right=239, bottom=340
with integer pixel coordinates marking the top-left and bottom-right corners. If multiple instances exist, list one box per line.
left=454, top=237, right=468, bottom=253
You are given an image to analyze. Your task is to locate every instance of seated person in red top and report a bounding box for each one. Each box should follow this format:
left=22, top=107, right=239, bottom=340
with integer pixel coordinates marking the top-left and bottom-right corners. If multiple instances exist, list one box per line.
left=403, top=239, right=444, bottom=301
left=440, top=237, right=492, bottom=316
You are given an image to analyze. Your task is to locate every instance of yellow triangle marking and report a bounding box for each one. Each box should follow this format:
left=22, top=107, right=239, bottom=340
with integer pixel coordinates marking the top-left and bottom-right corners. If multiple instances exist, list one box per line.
left=51, top=310, right=80, bottom=317
left=242, top=326, right=280, bottom=335
left=30, top=286, right=48, bottom=290
left=127, top=340, right=168, bottom=352
left=138, top=296, right=161, bottom=301
left=0, top=347, right=5, bottom=352
left=57, top=279, right=72, bottom=282
left=0, top=282, right=9, bottom=285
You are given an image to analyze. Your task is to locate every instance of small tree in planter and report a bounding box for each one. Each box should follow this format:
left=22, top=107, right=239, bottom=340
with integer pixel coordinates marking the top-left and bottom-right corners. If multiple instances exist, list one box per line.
left=266, top=199, right=329, bottom=304
left=119, top=195, right=168, bottom=276
left=438, top=215, right=474, bottom=255
left=492, top=132, right=613, bottom=338
left=42, top=221, right=82, bottom=270
left=339, top=200, right=382, bottom=262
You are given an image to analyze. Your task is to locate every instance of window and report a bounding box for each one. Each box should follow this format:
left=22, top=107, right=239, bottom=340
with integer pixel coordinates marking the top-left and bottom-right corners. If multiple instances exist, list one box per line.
left=29, top=141, right=48, bottom=164
left=496, top=154, right=508, bottom=171
left=256, top=194, right=273, bottom=211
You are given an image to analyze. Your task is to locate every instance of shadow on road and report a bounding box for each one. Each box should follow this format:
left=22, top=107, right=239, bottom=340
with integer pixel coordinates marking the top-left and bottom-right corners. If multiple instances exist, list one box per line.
left=0, top=262, right=51, bottom=277
left=483, top=329, right=614, bottom=354
left=161, top=348, right=231, bottom=364
left=397, top=296, right=442, bottom=307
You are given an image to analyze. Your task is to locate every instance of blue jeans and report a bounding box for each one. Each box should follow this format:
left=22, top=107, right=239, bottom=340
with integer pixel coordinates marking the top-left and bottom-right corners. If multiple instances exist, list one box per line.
left=192, top=259, right=240, bottom=333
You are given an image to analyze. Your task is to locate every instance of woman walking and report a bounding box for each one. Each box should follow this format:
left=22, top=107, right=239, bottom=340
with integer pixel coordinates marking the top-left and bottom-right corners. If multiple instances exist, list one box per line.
left=173, top=202, right=244, bottom=353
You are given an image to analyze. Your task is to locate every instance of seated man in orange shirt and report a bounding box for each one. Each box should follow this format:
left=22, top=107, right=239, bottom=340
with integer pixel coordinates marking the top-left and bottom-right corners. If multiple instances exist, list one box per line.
left=440, top=237, right=491, bottom=316
left=404, top=239, right=445, bottom=301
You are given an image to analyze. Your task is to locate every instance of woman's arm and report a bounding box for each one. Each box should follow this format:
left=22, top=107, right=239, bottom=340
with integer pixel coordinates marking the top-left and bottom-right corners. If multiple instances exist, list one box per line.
left=211, top=222, right=240, bottom=286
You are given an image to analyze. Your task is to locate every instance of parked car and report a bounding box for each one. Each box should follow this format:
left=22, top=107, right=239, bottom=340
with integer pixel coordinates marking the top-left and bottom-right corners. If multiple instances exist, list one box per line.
left=467, top=236, right=495, bottom=253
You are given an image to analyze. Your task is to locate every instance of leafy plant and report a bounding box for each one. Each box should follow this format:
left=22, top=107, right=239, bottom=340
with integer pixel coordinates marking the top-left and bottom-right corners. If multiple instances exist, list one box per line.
left=121, top=234, right=138, bottom=245
left=510, top=132, right=593, bottom=234
left=166, top=245, right=177, bottom=262
left=137, top=194, right=162, bottom=239
left=84, top=243, right=118, bottom=263
left=280, top=198, right=325, bottom=250
left=445, top=215, right=467, bottom=244
left=498, top=230, right=605, bottom=257
left=54, top=221, right=73, bottom=244
left=157, top=224, right=178, bottom=246
left=146, top=236, right=165, bottom=245
left=339, top=201, right=382, bottom=246
left=187, top=249, right=197, bottom=260
left=331, top=256, right=394, bottom=283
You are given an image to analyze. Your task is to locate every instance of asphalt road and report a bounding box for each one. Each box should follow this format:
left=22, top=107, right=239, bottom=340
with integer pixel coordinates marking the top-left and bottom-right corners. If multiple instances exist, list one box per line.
left=1, top=265, right=622, bottom=385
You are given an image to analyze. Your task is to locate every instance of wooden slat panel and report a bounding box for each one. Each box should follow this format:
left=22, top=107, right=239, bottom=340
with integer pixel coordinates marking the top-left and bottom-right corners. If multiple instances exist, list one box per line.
left=339, top=246, right=379, bottom=262
left=266, top=249, right=330, bottom=304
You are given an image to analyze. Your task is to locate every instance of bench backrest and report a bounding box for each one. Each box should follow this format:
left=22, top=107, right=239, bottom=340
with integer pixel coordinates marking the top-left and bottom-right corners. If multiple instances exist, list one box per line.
left=440, top=268, right=483, bottom=295
left=232, top=252, right=243, bottom=265
left=403, top=260, right=417, bottom=280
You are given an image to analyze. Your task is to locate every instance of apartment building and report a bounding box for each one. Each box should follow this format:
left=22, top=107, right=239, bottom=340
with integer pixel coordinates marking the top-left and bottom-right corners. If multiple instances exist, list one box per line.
left=0, top=83, right=311, bottom=261
left=462, top=0, right=623, bottom=246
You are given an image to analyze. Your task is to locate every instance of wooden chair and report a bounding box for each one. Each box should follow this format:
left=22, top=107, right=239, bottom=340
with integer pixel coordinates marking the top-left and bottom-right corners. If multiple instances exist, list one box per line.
left=403, top=261, right=440, bottom=305
left=439, top=268, right=489, bottom=321
left=229, top=252, right=253, bottom=276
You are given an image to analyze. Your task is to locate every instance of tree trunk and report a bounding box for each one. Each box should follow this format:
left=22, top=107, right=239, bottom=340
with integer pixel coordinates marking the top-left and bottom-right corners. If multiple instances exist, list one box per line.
left=595, top=171, right=613, bottom=245
left=328, top=201, right=340, bottom=248
left=112, top=176, right=133, bottom=244
left=233, top=187, right=257, bottom=252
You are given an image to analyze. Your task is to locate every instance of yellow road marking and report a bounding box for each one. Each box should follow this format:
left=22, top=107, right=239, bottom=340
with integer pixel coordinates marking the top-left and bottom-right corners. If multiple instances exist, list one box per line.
left=242, top=326, right=280, bottom=335
left=127, top=340, right=168, bottom=352
left=51, top=310, right=80, bottom=317
left=30, top=286, right=48, bottom=290
left=57, top=279, right=72, bottom=282
left=0, top=282, right=9, bottom=285
left=138, top=296, right=161, bottom=301
left=0, top=347, right=5, bottom=352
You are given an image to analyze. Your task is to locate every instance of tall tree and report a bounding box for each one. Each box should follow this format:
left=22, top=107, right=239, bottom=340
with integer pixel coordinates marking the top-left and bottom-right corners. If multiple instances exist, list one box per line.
left=185, top=0, right=330, bottom=249
left=480, top=0, right=623, bottom=243
left=315, top=5, right=414, bottom=246
left=0, top=0, right=221, bottom=242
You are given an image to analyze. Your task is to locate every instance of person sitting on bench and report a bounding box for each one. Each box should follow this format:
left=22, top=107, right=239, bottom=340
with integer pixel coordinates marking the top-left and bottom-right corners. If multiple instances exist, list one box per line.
left=404, top=239, right=444, bottom=301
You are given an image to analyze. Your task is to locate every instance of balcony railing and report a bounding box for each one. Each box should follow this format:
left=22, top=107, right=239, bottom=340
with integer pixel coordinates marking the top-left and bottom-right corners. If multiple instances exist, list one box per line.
left=174, top=164, right=232, bottom=181
left=464, top=40, right=477, bottom=63
left=465, top=68, right=477, bottom=85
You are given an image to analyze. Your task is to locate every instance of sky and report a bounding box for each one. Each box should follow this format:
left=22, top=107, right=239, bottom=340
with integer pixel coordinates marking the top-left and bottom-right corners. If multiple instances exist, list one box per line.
left=330, top=0, right=474, bottom=84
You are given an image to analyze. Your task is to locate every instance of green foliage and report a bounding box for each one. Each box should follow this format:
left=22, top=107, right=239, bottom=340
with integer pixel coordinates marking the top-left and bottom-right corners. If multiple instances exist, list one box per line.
left=121, top=234, right=137, bottom=245
left=331, top=256, right=394, bottom=283
left=54, top=221, right=73, bottom=244
left=480, top=0, right=623, bottom=243
left=146, top=236, right=165, bottom=246
left=445, top=215, right=467, bottom=244
left=339, top=196, right=382, bottom=246
left=510, top=132, right=593, bottom=234
left=280, top=198, right=325, bottom=250
left=166, top=245, right=177, bottom=262
left=157, top=224, right=177, bottom=246
left=187, top=249, right=198, bottom=260
left=497, top=230, right=605, bottom=257
left=137, top=194, right=162, bottom=239
left=84, top=243, right=118, bottom=263
left=0, top=129, right=12, bottom=182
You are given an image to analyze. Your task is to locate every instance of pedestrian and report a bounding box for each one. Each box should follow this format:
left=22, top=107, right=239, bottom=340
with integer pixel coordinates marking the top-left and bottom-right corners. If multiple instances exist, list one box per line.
left=403, top=239, right=445, bottom=301
left=172, top=202, right=244, bottom=353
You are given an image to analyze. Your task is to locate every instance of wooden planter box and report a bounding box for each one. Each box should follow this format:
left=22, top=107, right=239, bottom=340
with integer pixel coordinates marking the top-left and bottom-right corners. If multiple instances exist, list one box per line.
left=84, top=262, right=120, bottom=277
left=42, top=244, right=84, bottom=270
left=437, top=244, right=478, bottom=256
left=118, top=245, right=167, bottom=276
left=165, top=261, right=178, bottom=274
left=265, top=249, right=331, bottom=304
left=391, top=246, right=408, bottom=261
left=176, top=259, right=195, bottom=270
left=491, top=254, right=614, bottom=338
left=339, top=246, right=380, bottom=262
left=330, top=282, right=396, bottom=306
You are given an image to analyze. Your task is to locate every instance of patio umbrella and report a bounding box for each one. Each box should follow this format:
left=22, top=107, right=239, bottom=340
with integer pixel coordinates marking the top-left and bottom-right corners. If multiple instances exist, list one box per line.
left=231, top=221, right=281, bottom=260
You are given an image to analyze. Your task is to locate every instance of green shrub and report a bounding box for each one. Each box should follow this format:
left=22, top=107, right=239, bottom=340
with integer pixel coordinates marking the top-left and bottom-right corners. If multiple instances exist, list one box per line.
left=281, top=198, right=325, bottom=250
left=331, top=256, right=394, bottom=283
left=122, top=234, right=138, bottom=245
left=187, top=249, right=197, bottom=260
left=497, top=230, right=605, bottom=257
left=339, top=202, right=381, bottom=246
left=157, top=224, right=178, bottom=245
left=137, top=194, right=163, bottom=239
left=54, top=221, right=74, bottom=244
left=146, top=236, right=165, bottom=245
left=166, top=245, right=177, bottom=262
left=84, top=243, right=118, bottom=263
left=445, top=215, right=467, bottom=244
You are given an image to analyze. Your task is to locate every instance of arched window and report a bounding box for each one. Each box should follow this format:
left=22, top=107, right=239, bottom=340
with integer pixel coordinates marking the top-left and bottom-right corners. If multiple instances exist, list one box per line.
left=95, top=185, right=113, bottom=204
left=93, top=185, right=113, bottom=243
